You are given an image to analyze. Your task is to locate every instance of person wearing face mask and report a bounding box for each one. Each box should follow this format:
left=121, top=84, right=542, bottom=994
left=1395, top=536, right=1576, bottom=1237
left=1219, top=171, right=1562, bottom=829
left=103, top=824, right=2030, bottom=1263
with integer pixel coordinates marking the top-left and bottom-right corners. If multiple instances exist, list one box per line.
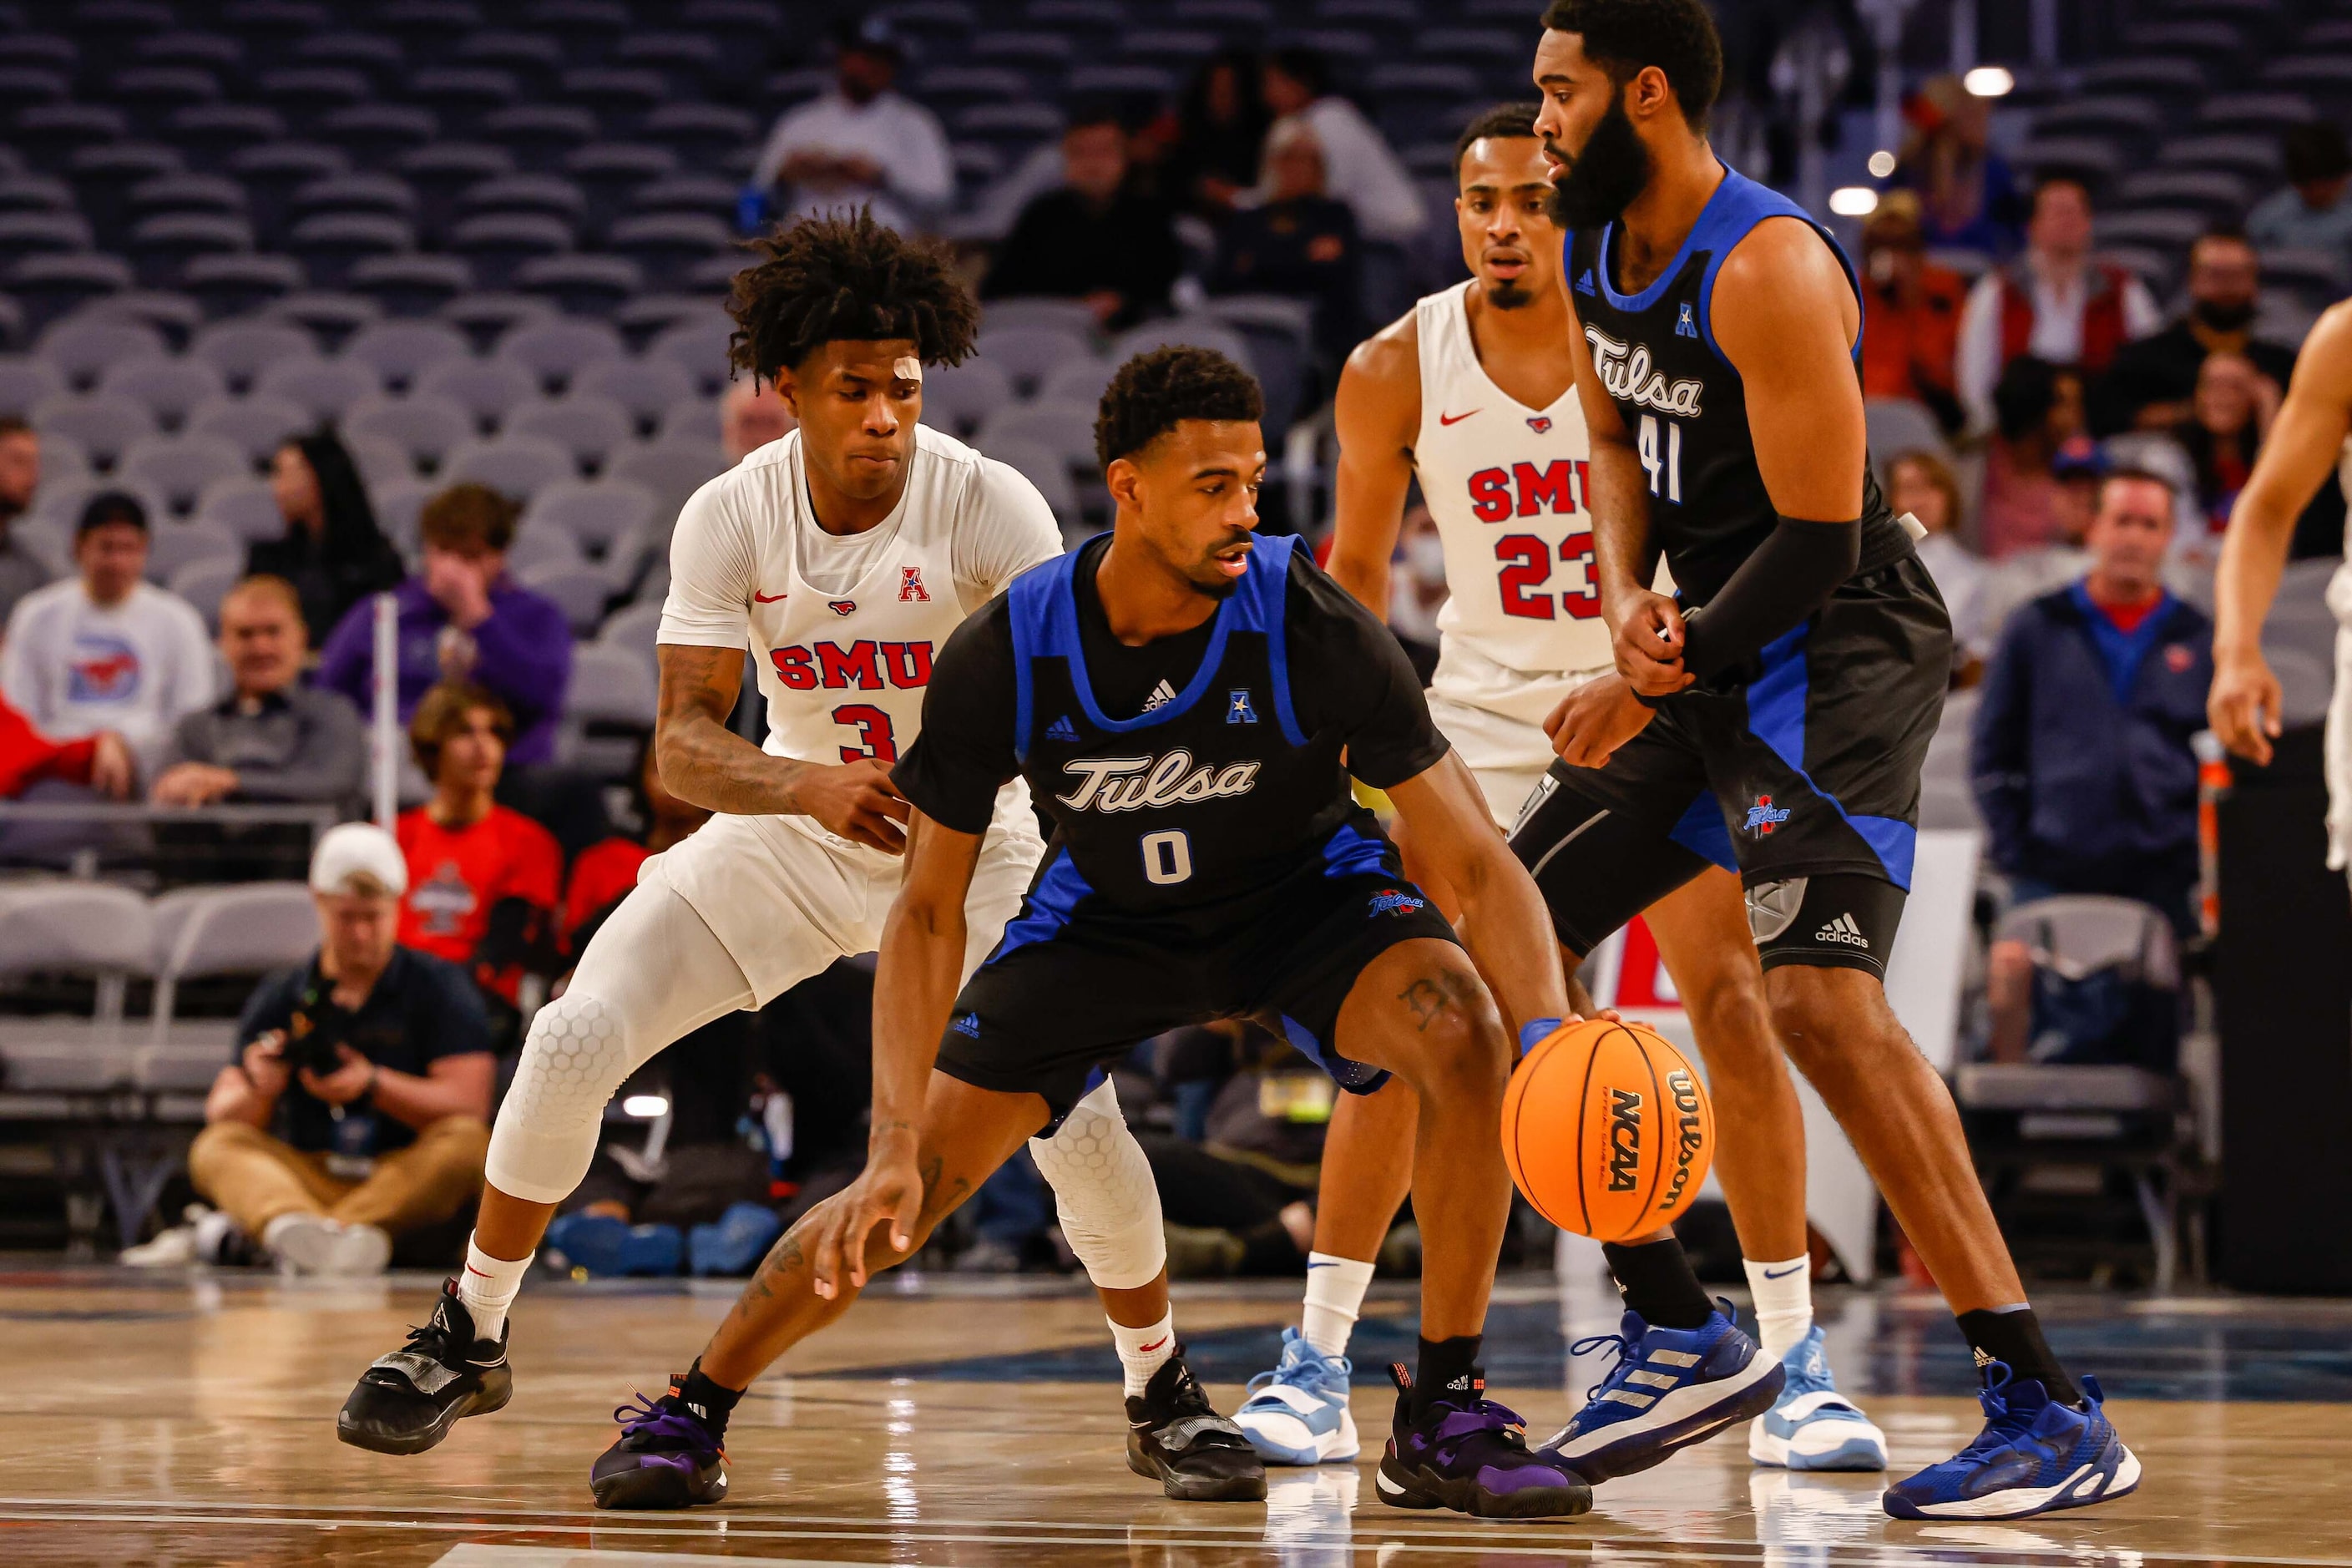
left=2088, top=227, right=2297, bottom=438
left=1857, top=190, right=1969, bottom=433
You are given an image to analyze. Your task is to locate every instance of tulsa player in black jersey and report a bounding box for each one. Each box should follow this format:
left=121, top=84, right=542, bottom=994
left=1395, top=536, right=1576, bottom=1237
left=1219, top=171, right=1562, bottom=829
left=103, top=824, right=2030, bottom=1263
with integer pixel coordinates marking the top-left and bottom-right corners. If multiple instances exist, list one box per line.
left=1519, top=0, right=2137, bottom=1523
left=584, top=347, right=1596, bottom=1520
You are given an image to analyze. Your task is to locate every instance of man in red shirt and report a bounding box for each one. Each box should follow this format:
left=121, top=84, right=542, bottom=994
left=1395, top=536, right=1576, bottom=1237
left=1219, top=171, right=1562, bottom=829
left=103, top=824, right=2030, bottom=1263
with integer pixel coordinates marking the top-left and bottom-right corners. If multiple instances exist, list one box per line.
left=397, top=681, right=561, bottom=1013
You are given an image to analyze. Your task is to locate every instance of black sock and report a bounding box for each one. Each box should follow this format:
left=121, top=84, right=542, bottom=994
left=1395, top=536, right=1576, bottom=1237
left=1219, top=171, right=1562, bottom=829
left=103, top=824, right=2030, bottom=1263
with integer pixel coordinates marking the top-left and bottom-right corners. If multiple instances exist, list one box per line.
left=675, top=1358, right=743, bottom=1438
left=1601, top=1237, right=1715, bottom=1329
left=1413, top=1334, right=1484, bottom=1418
left=1955, top=1308, right=2081, bottom=1407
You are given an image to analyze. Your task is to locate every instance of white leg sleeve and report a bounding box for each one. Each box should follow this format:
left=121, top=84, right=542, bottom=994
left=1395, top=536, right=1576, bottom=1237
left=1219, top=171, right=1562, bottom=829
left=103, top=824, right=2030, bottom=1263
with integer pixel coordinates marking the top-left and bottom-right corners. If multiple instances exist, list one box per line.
left=1028, top=1077, right=1166, bottom=1291
left=486, top=880, right=757, bottom=1204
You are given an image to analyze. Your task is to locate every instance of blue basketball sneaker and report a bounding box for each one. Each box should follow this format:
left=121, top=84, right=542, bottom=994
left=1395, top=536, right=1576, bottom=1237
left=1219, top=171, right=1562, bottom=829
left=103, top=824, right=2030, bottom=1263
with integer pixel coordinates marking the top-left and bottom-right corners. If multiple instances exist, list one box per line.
left=1883, top=1363, right=2139, bottom=1520
left=1235, top=1328, right=1359, bottom=1464
left=1538, top=1300, right=1784, bottom=1483
left=1748, top=1324, right=1886, bottom=1471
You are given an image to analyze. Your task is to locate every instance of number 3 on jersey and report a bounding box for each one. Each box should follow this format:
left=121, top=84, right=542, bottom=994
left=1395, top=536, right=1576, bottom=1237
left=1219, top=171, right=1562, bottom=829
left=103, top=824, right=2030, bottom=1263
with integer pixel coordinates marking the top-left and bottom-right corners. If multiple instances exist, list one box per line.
left=832, top=703, right=896, bottom=763
left=1637, top=413, right=1683, bottom=502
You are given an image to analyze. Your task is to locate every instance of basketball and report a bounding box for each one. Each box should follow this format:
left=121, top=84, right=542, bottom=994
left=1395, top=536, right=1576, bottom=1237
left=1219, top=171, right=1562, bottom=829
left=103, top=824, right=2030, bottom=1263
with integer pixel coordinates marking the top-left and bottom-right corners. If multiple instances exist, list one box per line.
left=1502, top=1018, right=1716, bottom=1243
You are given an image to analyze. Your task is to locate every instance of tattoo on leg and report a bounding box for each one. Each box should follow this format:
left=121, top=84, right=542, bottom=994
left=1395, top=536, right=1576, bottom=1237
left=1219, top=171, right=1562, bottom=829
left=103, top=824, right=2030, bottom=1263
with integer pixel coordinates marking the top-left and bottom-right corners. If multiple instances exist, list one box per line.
left=1399, top=969, right=1481, bottom=1032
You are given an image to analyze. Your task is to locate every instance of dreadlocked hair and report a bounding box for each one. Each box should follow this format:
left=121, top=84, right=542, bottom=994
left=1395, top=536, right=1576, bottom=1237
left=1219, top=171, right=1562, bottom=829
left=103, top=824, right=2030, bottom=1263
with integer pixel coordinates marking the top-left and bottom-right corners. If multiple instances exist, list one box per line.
left=1095, top=346, right=1264, bottom=468
left=727, top=210, right=982, bottom=381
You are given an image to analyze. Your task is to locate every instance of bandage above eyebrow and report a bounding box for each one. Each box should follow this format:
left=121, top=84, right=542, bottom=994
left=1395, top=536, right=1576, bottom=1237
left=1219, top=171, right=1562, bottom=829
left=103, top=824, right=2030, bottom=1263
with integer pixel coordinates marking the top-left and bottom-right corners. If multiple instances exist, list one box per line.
left=893, top=356, right=923, bottom=384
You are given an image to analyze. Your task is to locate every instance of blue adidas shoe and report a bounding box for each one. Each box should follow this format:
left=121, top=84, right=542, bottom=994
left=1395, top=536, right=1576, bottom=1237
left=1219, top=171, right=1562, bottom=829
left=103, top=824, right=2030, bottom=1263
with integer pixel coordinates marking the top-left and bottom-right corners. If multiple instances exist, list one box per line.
left=1883, top=1363, right=2139, bottom=1520
left=1538, top=1299, right=1784, bottom=1483
left=1234, top=1328, right=1360, bottom=1464
left=1748, top=1324, right=1886, bottom=1471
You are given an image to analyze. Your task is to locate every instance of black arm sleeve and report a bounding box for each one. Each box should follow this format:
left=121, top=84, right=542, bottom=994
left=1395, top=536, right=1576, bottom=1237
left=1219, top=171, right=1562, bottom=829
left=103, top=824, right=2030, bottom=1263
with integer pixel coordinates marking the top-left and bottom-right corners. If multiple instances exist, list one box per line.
left=891, top=599, right=1023, bottom=836
left=1284, top=549, right=1451, bottom=788
left=1676, top=515, right=1860, bottom=683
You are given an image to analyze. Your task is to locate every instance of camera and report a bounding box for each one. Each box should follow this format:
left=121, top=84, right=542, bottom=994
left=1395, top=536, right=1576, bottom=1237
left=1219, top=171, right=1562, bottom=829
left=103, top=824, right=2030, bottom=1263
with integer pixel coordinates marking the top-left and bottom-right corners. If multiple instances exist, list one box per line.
left=284, top=985, right=358, bottom=1080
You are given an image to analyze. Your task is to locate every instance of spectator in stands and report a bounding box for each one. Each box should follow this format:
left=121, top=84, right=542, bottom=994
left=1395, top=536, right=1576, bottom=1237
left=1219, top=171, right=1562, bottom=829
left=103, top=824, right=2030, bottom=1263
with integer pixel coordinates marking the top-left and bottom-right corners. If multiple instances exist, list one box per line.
left=1956, top=178, right=2159, bottom=432
left=181, top=823, right=493, bottom=1276
left=0, top=682, right=129, bottom=802
left=1889, top=450, right=1989, bottom=672
left=1166, top=48, right=1272, bottom=226
left=746, top=20, right=951, bottom=237
left=2247, top=121, right=2352, bottom=265
left=983, top=104, right=1182, bottom=331
left=1897, top=73, right=2023, bottom=258
left=2174, top=351, right=2280, bottom=547
left=0, top=417, right=46, bottom=628
left=0, top=491, right=211, bottom=776
left=1978, top=357, right=2087, bottom=560
left=150, top=575, right=365, bottom=882
left=721, top=377, right=795, bottom=465
left=1209, top=118, right=1363, bottom=376
left=1859, top=190, right=1970, bottom=432
left=316, top=483, right=572, bottom=769
left=1258, top=48, right=1424, bottom=246
left=2089, top=229, right=2296, bottom=438
left=1972, top=470, right=2212, bottom=1057
left=397, top=681, right=562, bottom=1033
left=559, top=736, right=711, bottom=953
left=247, top=432, right=403, bottom=650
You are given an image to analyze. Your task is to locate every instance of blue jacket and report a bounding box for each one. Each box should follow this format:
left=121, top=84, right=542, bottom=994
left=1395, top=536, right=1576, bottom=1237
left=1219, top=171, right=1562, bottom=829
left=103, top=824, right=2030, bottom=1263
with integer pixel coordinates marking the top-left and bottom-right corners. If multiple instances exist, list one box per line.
left=1970, top=583, right=2212, bottom=882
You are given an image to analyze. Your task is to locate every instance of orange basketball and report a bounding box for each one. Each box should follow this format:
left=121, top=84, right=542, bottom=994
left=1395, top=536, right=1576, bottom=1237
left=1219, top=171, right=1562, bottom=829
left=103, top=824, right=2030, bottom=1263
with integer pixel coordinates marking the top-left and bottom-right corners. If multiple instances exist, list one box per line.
left=1501, top=1018, right=1716, bottom=1242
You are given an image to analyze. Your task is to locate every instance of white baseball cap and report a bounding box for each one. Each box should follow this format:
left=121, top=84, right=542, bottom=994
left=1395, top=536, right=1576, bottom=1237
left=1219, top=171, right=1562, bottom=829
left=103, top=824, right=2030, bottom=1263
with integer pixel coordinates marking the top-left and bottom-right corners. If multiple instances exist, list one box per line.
left=309, top=822, right=409, bottom=898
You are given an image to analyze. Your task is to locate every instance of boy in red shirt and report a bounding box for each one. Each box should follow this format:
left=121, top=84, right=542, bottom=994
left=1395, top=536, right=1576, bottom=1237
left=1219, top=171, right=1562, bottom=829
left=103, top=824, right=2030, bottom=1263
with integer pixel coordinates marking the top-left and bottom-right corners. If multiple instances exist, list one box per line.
left=397, top=681, right=560, bottom=1010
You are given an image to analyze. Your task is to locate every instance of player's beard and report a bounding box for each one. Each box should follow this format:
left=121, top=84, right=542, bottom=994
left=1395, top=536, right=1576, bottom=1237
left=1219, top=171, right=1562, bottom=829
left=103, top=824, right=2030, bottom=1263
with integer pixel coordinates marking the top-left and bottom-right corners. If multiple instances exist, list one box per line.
left=1485, top=275, right=1533, bottom=310
left=1545, top=96, right=1651, bottom=230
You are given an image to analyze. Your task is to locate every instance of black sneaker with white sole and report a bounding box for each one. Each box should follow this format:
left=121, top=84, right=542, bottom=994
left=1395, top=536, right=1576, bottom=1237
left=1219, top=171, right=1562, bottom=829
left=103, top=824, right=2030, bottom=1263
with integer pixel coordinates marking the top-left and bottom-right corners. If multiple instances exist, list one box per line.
left=336, top=1279, right=512, bottom=1454
left=1125, top=1349, right=1267, bottom=1502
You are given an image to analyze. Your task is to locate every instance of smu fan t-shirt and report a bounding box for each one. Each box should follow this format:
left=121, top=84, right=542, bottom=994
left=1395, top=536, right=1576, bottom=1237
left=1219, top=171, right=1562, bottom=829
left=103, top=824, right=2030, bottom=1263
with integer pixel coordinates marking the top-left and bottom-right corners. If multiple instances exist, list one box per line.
left=396, top=803, right=562, bottom=1001
left=0, top=578, right=214, bottom=769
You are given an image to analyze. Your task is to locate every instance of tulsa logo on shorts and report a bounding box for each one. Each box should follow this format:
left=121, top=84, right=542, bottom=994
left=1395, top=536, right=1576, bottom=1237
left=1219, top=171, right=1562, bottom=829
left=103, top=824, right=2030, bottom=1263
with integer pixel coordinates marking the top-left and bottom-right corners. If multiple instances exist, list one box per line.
left=1743, top=795, right=1791, bottom=836
left=1055, top=748, right=1261, bottom=813
left=1368, top=888, right=1426, bottom=918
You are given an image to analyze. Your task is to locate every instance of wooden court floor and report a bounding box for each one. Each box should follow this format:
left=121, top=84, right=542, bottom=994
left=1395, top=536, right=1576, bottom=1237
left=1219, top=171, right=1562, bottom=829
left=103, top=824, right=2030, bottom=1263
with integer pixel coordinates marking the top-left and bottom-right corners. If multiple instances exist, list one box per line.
left=3, top=1267, right=2349, bottom=1566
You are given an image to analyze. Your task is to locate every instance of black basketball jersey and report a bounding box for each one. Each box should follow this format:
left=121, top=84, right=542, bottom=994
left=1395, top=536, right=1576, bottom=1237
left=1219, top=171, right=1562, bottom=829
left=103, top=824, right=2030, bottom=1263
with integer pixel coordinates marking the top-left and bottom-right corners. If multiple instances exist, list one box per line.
left=1565, top=167, right=1911, bottom=606
left=895, top=532, right=1448, bottom=916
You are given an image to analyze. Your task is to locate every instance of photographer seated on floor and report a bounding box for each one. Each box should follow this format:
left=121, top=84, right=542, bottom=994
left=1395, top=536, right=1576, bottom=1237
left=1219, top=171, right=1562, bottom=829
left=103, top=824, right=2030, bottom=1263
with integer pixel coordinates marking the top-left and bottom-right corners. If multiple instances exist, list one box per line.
left=130, top=824, right=496, bottom=1274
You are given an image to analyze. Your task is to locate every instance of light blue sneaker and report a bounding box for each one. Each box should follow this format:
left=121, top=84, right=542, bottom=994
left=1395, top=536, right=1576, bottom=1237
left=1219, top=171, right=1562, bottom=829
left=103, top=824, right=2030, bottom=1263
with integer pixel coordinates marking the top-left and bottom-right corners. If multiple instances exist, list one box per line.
left=1748, top=1324, right=1886, bottom=1471
left=1883, top=1362, right=2138, bottom=1520
left=1234, top=1328, right=1360, bottom=1464
left=1538, top=1299, right=1783, bottom=1483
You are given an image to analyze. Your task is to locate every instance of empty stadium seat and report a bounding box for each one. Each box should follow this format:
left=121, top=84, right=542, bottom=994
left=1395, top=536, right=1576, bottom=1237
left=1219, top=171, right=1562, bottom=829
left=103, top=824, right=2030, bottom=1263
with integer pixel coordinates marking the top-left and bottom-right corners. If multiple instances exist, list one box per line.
left=341, top=317, right=470, bottom=391
left=186, top=395, right=309, bottom=467
left=119, top=435, right=249, bottom=514
left=415, top=356, right=541, bottom=433
left=253, top=354, right=382, bottom=422
left=980, top=434, right=1083, bottom=525
left=524, top=558, right=616, bottom=636
left=644, top=315, right=731, bottom=395
left=144, top=516, right=243, bottom=582
left=349, top=253, right=474, bottom=318
left=526, top=477, right=657, bottom=556
left=442, top=432, right=574, bottom=499
left=188, top=317, right=315, bottom=391
left=0, top=879, right=154, bottom=1027
left=923, top=357, right=1014, bottom=440
left=448, top=210, right=572, bottom=291
left=95, top=355, right=226, bottom=432
left=148, top=882, right=319, bottom=1043
left=559, top=639, right=658, bottom=775
left=195, top=474, right=283, bottom=543
left=976, top=399, right=1103, bottom=473
left=606, top=440, right=724, bottom=525
left=31, top=391, right=156, bottom=470
left=515, top=253, right=641, bottom=316
left=38, top=316, right=166, bottom=390
left=506, top=396, right=635, bottom=473
left=974, top=325, right=1090, bottom=396
left=499, top=316, right=625, bottom=392
left=345, top=393, right=474, bottom=473
left=0, top=356, right=67, bottom=417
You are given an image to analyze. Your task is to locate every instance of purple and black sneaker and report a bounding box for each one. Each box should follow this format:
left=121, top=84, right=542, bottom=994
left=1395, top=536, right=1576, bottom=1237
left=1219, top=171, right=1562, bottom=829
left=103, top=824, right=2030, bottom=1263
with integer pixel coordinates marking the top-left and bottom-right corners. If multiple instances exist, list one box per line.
left=1373, top=1363, right=1592, bottom=1519
left=589, top=1376, right=730, bottom=1510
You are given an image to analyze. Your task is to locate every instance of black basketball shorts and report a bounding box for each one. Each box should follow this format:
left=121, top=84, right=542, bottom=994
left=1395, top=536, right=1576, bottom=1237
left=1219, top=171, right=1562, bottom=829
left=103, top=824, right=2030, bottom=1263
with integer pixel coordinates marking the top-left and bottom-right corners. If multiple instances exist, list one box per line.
left=1508, top=557, right=1952, bottom=976
left=935, top=816, right=1460, bottom=1122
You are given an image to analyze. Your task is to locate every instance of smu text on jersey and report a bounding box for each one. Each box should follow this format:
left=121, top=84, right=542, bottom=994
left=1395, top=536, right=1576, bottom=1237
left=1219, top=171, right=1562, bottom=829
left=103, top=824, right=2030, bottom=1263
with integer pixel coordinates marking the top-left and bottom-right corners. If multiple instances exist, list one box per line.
left=766, top=640, right=934, bottom=690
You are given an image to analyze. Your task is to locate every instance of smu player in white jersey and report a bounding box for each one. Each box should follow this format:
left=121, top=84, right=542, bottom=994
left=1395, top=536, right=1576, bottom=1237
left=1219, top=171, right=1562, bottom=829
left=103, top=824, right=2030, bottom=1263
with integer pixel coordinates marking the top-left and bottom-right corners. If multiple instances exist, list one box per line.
left=336, top=220, right=1182, bottom=1486
left=1232, top=106, right=1884, bottom=1476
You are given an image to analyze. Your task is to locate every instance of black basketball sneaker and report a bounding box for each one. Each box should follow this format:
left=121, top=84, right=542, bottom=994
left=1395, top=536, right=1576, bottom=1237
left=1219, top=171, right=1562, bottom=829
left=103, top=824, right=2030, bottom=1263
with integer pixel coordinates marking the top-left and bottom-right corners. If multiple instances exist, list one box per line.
left=1125, top=1349, right=1267, bottom=1502
left=589, top=1375, right=731, bottom=1510
left=337, top=1278, right=511, bottom=1454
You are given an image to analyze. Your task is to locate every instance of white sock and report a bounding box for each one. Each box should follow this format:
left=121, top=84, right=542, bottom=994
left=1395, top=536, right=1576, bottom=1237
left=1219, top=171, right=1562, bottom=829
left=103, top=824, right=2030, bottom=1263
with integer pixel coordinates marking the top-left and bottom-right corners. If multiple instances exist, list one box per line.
left=1301, top=1252, right=1377, bottom=1358
left=1109, top=1310, right=1176, bottom=1398
left=457, top=1237, right=530, bottom=1344
left=1743, top=1254, right=1813, bottom=1363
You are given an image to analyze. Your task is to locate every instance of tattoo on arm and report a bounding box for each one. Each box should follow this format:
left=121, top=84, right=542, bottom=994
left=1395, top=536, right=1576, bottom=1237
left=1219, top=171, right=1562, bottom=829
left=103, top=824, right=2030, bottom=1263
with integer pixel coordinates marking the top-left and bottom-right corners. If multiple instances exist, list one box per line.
left=655, top=643, right=821, bottom=817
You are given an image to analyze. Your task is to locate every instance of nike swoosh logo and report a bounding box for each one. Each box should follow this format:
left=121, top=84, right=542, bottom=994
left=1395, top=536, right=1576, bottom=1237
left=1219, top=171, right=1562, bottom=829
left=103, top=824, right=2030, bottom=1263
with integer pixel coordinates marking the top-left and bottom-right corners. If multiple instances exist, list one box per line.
left=1306, top=1261, right=1336, bottom=1269
left=753, top=590, right=787, bottom=603
left=1439, top=409, right=1479, bottom=426
left=1139, top=1336, right=1169, bottom=1353
left=1762, top=1263, right=1806, bottom=1279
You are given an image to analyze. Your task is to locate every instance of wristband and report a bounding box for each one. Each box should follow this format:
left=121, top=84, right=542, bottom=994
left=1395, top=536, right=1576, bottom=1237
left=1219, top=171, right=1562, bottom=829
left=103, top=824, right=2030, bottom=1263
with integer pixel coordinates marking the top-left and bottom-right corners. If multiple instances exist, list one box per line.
left=1518, top=1017, right=1564, bottom=1057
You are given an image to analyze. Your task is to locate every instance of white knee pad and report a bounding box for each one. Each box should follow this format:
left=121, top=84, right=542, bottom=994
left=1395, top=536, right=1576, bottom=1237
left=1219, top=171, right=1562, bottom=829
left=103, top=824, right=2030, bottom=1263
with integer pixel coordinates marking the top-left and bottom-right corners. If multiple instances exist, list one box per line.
left=1029, top=1079, right=1166, bottom=1290
left=485, top=991, right=635, bottom=1205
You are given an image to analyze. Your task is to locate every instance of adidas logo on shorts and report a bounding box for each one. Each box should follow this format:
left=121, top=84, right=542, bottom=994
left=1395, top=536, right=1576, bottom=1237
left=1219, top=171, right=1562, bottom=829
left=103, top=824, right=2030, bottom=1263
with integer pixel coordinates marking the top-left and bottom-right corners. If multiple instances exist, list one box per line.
left=1815, top=913, right=1869, bottom=948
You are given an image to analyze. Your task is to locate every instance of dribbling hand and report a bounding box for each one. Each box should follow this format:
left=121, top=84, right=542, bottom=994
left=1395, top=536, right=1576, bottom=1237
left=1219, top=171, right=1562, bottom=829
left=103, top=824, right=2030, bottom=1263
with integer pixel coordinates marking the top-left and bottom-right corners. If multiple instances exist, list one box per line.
left=800, top=759, right=913, bottom=853
left=808, top=1130, right=923, bottom=1299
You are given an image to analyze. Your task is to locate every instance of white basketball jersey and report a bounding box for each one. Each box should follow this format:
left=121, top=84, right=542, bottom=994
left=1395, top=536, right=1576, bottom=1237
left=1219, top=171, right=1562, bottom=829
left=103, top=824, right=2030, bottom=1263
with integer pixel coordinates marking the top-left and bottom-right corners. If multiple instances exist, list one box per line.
left=660, top=424, right=1060, bottom=841
left=1414, top=280, right=1610, bottom=728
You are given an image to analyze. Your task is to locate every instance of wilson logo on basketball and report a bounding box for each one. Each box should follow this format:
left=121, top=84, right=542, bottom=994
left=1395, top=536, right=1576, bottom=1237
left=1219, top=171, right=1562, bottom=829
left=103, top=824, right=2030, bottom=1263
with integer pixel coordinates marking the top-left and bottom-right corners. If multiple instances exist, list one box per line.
left=1657, top=1069, right=1705, bottom=1213
left=1605, top=1087, right=1643, bottom=1193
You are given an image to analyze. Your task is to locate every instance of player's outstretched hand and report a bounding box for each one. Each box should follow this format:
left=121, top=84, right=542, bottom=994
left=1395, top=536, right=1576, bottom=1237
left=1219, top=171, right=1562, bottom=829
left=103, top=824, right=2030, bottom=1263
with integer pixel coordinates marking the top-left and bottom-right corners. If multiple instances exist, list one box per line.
left=808, top=1135, right=923, bottom=1299
left=1612, top=589, right=1696, bottom=699
left=1545, top=673, right=1657, bottom=768
left=2209, top=650, right=2284, bottom=766
left=800, top=759, right=913, bottom=853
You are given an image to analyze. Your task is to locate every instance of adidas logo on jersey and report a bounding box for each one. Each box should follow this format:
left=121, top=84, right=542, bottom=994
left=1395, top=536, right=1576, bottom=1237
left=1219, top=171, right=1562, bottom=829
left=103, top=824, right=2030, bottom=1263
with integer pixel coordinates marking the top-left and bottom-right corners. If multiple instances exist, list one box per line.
left=1141, top=678, right=1178, bottom=711
left=1055, top=749, right=1261, bottom=813
left=1045, top=715, right=1080, bottom=743
left=1575, top=268, right=1596, bottom=296
left=1816, top=913, right=1869, bottom=948
left=951, top=1012, right=981, bottom=1038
